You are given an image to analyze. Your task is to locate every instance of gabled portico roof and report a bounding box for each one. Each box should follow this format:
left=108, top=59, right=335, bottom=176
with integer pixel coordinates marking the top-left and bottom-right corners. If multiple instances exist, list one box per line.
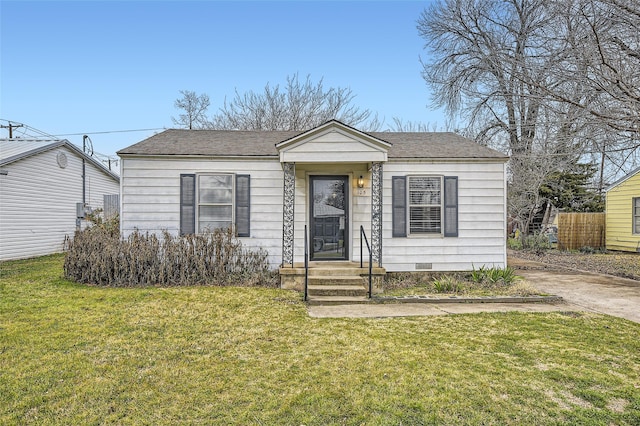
left=275, top=120, right=391, bottom=163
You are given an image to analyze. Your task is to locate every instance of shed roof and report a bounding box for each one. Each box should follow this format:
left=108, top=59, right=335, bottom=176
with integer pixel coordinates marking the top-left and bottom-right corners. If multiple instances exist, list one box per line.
left=118, top=128, right=508, bottom=160
left=0, top=139, right=120, bottom=181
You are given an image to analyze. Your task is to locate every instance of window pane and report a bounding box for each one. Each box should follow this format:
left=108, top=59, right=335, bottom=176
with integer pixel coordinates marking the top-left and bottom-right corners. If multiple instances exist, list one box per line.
left=199, top=175, right=233, bottom=203
left=409, top=206, right=441, bottom=233
left=409, top=177, right=440, bottom=204
left=198, top=205, right=232, bottom=232
left=199, top=206, right=232, bottom=232
left=410, top=189, right=440, bottom=204
left=199, top=205, right=232, bottom=220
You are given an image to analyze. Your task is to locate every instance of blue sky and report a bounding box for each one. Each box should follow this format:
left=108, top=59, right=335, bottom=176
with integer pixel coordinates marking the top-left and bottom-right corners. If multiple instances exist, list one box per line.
left=1, top=1, right=445, bottom=159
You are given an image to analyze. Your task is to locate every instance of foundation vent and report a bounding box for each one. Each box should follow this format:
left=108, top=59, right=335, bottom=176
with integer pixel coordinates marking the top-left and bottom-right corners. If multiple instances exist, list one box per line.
left=415, top=263, right=433, bottom=270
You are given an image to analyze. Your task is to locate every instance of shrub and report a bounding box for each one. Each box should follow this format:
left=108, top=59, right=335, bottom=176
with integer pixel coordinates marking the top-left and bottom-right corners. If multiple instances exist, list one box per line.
left=432, top=276, right=462, bottom=293
left=85, top=208, right=120, bottom=237
left=64, top=227, right=277, bottom=287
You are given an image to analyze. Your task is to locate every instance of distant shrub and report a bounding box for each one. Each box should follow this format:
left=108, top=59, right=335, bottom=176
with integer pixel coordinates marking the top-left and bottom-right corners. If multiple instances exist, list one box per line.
left=522, top=233, right=552, bottom=254
left=64, top=227, right=277, bottom=287
left=507, top=237, right=523, bottom=250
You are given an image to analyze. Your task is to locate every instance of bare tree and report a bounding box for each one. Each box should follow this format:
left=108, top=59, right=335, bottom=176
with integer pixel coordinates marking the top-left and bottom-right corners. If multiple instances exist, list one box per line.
left=540, top=0, right=640, bottom=187
left=419, top=0, right=553, bottom=154
left=172, top=90, right=211, bottom=130
left=418, top=0, right=580, bottom=233
left=389, top=117, right=455, bottom=132
left=209, top=74, right=381, bottom=131
left=417, top=0, right=636, bottom=234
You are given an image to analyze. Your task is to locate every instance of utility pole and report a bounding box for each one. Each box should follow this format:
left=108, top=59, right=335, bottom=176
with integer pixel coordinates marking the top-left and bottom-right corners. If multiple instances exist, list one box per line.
left=0, top=122, right=24, bottom=138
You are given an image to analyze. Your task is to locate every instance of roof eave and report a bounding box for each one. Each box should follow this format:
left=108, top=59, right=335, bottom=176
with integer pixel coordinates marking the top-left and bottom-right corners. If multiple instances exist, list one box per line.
left=1, top=140, right=120, bottom=182
left=0, top=140, right=66, bottom=166
left=605, top=165, right=640, bottom=192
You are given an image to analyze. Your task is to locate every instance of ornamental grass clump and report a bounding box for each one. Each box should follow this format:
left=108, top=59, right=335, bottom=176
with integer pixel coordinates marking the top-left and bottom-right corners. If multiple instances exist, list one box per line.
left=469, top=265, right=523, bottom=286
left=64, top=227, right=276, bottom=287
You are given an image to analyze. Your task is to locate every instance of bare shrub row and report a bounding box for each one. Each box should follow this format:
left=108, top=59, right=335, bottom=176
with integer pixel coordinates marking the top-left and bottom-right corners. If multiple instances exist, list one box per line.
left=64, top=227, right=277, bottom=287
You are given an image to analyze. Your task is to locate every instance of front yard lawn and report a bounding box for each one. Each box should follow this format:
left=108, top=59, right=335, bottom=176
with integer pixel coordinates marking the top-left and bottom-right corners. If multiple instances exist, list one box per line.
left=2, top=254, right=639, bottom=425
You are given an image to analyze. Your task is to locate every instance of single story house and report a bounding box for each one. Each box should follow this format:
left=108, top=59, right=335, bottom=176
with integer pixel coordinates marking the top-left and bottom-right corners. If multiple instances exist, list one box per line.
left=117, top=120, right=509, bottom=286
left=605, top=166, right=640, bottom=252
left=0, top=139, right=120, bottom=261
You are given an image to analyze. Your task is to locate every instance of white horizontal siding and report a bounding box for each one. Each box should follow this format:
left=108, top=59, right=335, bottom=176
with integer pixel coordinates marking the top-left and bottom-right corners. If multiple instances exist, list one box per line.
left=120, top=157, right=285, bottom=267
left=280, top=130, right=387, bottom=163
left=120, top=156, right=506, bottom=272
left=381, top=161, right=507, bottom=271
left=0, top=147, right=119, bottom=261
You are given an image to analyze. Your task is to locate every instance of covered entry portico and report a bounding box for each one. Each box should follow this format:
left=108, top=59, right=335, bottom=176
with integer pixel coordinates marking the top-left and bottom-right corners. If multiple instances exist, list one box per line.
left=276, top=121, right=388, bottom=290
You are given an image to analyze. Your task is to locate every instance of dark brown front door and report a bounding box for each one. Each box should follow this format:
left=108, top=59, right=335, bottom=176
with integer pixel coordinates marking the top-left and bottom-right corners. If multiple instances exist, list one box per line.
left=310, top=176, right=348, bottom=260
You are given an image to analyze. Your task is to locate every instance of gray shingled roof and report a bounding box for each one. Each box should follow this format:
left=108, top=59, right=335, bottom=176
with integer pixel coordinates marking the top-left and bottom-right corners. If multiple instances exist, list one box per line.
left=117, top=129, right=507, bottom=160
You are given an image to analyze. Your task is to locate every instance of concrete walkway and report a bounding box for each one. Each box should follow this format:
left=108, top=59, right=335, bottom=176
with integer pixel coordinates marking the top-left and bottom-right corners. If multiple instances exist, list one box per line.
left=308, top=301, right=572, bottom=318
left=308, top=257, right=640, bottom=322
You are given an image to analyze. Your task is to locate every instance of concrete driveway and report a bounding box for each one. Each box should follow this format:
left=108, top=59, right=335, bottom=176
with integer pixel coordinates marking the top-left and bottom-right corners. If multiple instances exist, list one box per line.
left=510, top=257, right=640, bottom=323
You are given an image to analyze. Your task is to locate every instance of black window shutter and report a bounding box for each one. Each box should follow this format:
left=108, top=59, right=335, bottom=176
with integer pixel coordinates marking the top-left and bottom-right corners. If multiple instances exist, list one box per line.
left=392, top=176, right=407, bottom=237
left=235, top=174, right=250, bottom=237
left=444, top=176, right=458, bottom=237
left=180, top=174, right=196, bottom=235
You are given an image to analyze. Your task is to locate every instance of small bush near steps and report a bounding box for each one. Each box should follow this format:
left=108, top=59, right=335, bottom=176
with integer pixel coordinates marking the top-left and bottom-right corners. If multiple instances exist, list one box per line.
left=64, top=227, right=277, bottom=287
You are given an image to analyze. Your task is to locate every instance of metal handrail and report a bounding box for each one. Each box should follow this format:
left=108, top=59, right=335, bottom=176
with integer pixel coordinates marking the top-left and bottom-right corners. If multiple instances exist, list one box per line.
left=360, top=225, right=373, bottom=299
left=304, top=225, right=309, bottom=301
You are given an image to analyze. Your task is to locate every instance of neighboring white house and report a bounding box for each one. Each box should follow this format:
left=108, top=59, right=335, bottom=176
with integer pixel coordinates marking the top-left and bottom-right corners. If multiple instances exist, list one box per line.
left=118, top=120, right=509, bottom=278
left=0, top=139, right=120, bottom=261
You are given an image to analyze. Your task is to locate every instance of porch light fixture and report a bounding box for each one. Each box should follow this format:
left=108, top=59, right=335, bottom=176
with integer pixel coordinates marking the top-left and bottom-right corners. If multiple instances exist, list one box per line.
left=358, top=175, right=364, bottom=188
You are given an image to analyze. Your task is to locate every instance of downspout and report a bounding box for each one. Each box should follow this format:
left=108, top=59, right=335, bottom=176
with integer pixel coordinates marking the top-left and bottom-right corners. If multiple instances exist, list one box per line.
left=82, top=135, right=88, bottom=206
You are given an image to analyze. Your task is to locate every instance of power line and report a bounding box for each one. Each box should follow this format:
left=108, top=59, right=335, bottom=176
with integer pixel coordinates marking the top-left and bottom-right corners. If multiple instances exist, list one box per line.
left=0, top=120, right=129, bottom=173
left=51, top=127, right=166, bottom=137
left=0, top=119, right=166, bottom=139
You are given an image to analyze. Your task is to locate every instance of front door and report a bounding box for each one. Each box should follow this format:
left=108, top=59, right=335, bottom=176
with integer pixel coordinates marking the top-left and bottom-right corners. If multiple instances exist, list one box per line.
left=310, top=176, right=348, bottom=260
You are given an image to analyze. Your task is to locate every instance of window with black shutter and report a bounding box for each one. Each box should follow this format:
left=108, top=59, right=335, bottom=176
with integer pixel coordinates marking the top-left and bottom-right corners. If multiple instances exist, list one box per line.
left=392, top=175, right=458, bottom=237
left=179, top=173, right=250, bottom=236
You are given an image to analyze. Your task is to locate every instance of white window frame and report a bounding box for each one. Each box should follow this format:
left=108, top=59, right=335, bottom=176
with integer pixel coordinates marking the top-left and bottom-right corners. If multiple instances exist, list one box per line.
left=407, top=175, right=443, bottom=235
left=196, top=173, right=235, bottom=233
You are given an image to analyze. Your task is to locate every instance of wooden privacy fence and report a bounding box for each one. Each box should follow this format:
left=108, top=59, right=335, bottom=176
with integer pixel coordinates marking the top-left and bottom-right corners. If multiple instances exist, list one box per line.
left=557, top=212, right=605, bottom=250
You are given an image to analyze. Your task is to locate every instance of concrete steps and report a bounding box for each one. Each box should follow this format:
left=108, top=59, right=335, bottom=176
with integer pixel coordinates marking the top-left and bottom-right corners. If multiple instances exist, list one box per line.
left=305, top=263, right=372, bottom=304
left=308, top=284, right=367, bottom=297
left=306, top=295, right=371, bottom=306
left=280, top=261, right=386, bottom=305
